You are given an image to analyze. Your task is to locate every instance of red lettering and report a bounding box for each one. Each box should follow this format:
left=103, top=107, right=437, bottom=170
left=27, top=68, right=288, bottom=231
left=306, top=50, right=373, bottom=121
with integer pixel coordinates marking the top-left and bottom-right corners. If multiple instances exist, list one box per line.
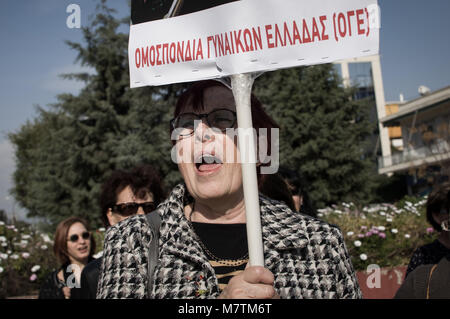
left=169, top=43, right=176, bottom=63
left=319, top=15, right=329, bottom=40
left=311, top=17, right=321, bottom=42
left=292, top=21, right=302, bottom=45
left=196, top=38, right=203, bottom=60
left=346, top=11, right=355, bottom=36
left=338, top=13, right=347, bottom=38
left=177, top=41, right=184, bottom=62
left=185, top=40, right=192, bottom=61
left=274, top=24, right=284, bottom=47
left=283, top=22, right=293, bottom=45
left=333, top=13, right=338, bottom=42
left=252, top=27, right=262, bottom=51
left=356, top=9, right=365, bottom=35
left=302, top=19, right=311, bottom=43
left=234, top=30, right=245, bottom=53
left=192, top=39, right=196, bottom=60
left=211, top=36, right=218, bottom=57
left=162, top=43, right=169, bottom=64
left=156, top=44, right=162, bottom=65
left=224, top=33, right=232, bottom=55
left=230, top=31, right=235, bottom=54
left=243, top=28, right=253, bottom=51
left=149, top=46, right=155, bottom=66
left=141, top=47, right=149, bottom=67
left=215, top=34, right=224, bottom=56
left=135, top=48, right=140, bottom=68
left=265, top=25, right=275, bottom=48
left=365, top=8, right=370, bottom=36
left=207, top=36, right=213, bottom=58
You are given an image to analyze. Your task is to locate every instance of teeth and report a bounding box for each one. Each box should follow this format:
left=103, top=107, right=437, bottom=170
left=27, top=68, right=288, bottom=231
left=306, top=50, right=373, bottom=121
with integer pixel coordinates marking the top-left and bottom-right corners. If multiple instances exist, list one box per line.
left=202, top=155, right=217, bottom=164
left=195, top=154, right=222, bottom=164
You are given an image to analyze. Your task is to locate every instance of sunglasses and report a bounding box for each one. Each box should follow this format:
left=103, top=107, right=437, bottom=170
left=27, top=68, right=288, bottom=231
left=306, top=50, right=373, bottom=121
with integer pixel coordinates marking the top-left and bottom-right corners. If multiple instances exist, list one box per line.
left=67, top=231, right=90, bottom=243
left=170, top=108, right=237, bottom=137
left=112, top=201, right=155, bottom=216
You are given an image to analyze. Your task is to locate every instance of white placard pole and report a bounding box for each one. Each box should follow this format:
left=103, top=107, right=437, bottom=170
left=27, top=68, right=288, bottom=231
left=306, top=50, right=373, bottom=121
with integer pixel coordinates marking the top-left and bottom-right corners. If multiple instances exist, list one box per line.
left=230, top=73, right=265, bottom=267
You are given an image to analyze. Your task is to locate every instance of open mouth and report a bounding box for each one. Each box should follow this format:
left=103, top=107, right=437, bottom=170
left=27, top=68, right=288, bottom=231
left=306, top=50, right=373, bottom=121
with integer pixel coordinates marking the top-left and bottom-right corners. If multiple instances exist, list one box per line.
left=78, top=246, right=88, bottom=254
left=194, top=154, right=223, bottom=174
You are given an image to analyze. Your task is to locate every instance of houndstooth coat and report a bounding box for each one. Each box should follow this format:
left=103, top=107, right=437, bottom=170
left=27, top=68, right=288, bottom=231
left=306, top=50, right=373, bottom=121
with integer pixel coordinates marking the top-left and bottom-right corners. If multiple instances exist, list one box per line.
left=97, top=184, right=362, bottom=299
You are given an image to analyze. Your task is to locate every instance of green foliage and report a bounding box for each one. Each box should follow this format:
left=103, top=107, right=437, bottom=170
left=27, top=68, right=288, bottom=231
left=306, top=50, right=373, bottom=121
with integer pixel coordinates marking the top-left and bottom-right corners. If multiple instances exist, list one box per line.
left=0, top=221, right=56, bottom=298
left=319, top=196, right=436, bottom=271
left=8, top=2, right=184, bottom=230
left=254, top=66, right=375, bottom=208
left=0, top=221, right=105, bottom=298
left=0, top=195, right=434, bottom=297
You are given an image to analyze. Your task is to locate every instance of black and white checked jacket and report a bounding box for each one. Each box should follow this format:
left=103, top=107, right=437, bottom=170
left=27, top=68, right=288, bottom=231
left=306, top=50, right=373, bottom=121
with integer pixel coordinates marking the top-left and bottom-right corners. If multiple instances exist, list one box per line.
left=97, top=184, right=362, bottom=299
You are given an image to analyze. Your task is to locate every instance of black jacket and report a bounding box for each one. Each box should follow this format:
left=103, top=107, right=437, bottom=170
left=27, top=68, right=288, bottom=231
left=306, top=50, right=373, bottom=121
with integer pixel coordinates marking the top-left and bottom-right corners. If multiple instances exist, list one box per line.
left=38, top=267, right=68, bottom=299
left=72, top=257, right=102, bottom=299
left=39, top=257, right=96, bottom=299
left=395, top=254, right=450, bottom=299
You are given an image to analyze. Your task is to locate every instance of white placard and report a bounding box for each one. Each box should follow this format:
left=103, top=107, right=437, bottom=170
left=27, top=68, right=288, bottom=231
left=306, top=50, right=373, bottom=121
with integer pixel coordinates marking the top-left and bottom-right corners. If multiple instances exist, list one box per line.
left=129, top=0, right=379, bottom=87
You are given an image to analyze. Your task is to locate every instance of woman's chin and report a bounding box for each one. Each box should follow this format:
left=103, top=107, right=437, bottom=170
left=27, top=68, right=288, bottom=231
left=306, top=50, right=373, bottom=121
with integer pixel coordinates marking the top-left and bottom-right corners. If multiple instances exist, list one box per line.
left=74, top=251, right=90, bottom=262
left=190, top=181, right=233, bottom=201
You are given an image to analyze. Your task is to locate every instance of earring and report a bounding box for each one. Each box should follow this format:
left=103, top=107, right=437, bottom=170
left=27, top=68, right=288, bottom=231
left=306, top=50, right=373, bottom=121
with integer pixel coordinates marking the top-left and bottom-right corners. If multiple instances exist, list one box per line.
left=441, top=220, right=449, bottom=232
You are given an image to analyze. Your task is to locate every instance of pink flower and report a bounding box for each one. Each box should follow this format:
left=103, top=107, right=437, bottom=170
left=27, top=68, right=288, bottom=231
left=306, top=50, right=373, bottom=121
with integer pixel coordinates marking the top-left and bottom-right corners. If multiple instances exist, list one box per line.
left=426, top=227, right=434, bottom=234
left=358, top=234, right=365, bottom=238
left=378, top=232, right=386, bottom=239
left=361, top=226, right=367, bottom=230
left=365, top=231, right=373, bottom=237
left=29, top=274, right=37, bottom=282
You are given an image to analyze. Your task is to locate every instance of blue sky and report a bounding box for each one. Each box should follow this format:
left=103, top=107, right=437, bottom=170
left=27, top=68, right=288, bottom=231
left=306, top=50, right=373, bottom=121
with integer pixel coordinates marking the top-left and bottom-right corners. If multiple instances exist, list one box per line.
left=0, top=0, right=449, bottom=221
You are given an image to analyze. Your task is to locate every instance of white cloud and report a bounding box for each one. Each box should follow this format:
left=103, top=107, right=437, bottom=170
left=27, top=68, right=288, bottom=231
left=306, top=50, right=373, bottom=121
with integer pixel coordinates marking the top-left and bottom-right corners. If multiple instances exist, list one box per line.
left=0, top=139, right=14, bottom=193
left=0, top=139, right=30, bottom=222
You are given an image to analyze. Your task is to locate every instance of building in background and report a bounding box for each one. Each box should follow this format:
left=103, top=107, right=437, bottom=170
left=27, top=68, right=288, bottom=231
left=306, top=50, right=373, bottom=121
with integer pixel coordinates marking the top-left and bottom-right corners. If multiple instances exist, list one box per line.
left=334, top=55, right=392, bottom=166
left=385, top=100, right=405, bottom=152
left=378, top=86, right=450, bottom=195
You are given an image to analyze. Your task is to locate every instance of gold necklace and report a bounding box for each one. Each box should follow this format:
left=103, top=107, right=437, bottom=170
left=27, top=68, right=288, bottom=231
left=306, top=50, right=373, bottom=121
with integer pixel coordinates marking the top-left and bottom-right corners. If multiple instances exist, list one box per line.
left=189, top=202, right=249, bottom=267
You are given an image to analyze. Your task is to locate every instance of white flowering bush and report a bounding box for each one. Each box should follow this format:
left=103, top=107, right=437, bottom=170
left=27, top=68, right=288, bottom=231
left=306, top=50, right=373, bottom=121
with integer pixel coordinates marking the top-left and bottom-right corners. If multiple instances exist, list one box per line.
left=319, top=196, right=436, bottom=271
left=0, top=220, right=105, bottom=298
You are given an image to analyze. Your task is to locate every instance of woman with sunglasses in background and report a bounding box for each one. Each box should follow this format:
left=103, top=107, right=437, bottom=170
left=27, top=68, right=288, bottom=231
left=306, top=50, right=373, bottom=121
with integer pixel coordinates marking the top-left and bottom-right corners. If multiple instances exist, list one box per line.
left=39, top=217, right=96, bottom=299
left=72, top=164, right=166, bottom=299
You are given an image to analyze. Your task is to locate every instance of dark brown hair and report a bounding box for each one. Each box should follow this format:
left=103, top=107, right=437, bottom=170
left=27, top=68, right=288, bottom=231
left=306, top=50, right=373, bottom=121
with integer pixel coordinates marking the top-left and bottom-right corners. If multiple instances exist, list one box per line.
left=99, top=164, right=166, bottom=227
left=426, top=182, right=450, bottom=231
left=258, top=173, right=296, bottom=211
left=171, top=80, right=279, bottom=173
left=53, top=217, right=96, bottom=266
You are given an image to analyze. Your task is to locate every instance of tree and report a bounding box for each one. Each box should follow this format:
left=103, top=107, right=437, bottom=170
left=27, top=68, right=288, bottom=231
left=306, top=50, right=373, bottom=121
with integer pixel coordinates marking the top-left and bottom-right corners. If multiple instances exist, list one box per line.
left=9, top=1, right=183, bottom=229
left=253, top=65, right=375, bottom=208
left=0, top=210, right=7, bottom=223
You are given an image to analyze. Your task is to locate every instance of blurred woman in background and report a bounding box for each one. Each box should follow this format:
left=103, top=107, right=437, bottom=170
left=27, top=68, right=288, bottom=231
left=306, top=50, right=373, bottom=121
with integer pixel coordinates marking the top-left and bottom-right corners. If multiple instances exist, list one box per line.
left=39, top=217, right=96, bottom=299
left=404, top=182, right=450, bottom=278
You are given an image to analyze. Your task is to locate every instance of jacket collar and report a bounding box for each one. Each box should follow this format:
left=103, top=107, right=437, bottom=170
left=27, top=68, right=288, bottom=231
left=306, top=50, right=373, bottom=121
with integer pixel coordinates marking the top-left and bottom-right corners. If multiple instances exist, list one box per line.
left=158, top=184, right=208, bottom=265
left=158, top=184, right=310, bottom=259
left=259, top=195, right=310, bottom=251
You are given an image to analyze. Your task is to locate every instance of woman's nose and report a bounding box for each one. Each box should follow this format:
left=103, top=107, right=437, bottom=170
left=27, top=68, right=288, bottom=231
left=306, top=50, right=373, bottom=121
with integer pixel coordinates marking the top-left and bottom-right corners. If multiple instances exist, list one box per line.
left=136, top=206, right=145, bottom=215
left=194, top=121, right=215, bottom=143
